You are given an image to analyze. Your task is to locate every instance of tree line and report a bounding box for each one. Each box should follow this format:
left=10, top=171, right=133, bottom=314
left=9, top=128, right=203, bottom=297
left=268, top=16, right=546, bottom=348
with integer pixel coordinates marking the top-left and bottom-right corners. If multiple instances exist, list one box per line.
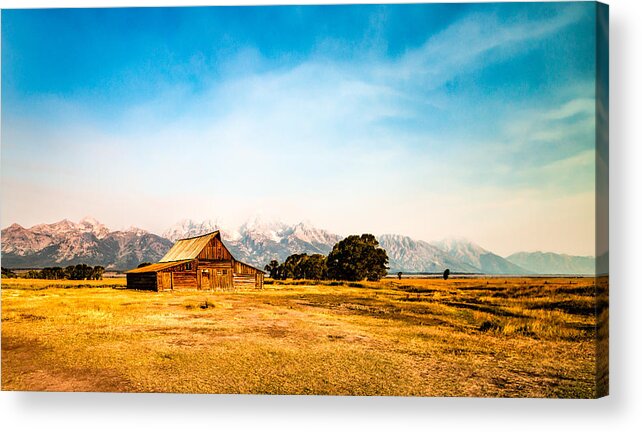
left=264, top=234, right=389, bottom=282
left=21, top=264, right=105, bottom=280
left=1, top=267, right=18, bottom=278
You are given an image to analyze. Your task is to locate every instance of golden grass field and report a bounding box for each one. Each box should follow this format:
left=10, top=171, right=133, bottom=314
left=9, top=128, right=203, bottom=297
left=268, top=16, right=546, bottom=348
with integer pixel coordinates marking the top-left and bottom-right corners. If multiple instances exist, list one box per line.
left=1, top=276, right=606, bottom=397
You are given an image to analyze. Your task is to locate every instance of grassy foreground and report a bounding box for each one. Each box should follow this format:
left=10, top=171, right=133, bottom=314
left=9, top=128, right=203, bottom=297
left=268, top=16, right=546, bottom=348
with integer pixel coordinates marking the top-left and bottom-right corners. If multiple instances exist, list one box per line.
left=1, top=277, right=600, bottom=397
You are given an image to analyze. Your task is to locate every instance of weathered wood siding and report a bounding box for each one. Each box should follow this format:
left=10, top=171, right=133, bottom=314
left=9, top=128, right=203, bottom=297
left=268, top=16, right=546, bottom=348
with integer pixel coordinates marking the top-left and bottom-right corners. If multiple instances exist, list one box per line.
left=197, top=260, right=232, bottom=270
left=204, top=269, right=233, bottom=290
left=126, top=273, right=157, bottom=291
left=157, top=272, right=172, bottom=291
left=196, top=260, right=232, bottom=290
left=171, top=271, right=198, bottom=290
left=232, top=274, right=256, bottom=289
left=216, top=268, right=234, bottom=290
left=155, top=261, right=194, bottom=291
left=233, top=261, right=257, bottom=274
left=197, top=236, right=233, bottom=261
left=232, top=260, right=264, bottom=289
left=157, top=261, right=193, bottom=273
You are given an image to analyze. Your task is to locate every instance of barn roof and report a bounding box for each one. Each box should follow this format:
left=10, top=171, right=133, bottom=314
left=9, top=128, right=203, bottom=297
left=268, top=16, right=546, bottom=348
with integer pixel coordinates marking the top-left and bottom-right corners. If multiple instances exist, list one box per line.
left=158, top=231, right=220, bottom=262
left=125, top=260, right=192, bottom=274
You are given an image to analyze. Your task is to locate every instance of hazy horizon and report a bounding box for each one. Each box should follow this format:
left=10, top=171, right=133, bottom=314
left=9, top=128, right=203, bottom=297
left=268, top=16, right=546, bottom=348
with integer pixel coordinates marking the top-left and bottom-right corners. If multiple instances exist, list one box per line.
left=1, top=3, right=600, bottom=257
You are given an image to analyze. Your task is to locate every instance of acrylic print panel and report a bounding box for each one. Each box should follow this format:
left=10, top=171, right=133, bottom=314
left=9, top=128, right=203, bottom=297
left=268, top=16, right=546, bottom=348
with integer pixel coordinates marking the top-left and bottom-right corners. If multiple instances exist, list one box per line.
left=0, top=2, right=608, bottom=398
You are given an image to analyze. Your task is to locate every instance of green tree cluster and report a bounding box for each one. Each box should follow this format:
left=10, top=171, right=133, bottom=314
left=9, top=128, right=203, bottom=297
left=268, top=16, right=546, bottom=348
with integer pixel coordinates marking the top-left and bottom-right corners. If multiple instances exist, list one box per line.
left=1, top=267, right=17, bottom=278
left=23, top=264, right=105, bottom=280
left=264, top=253, right=328, bottom=280
left=264, top=234, right=389, bottom=282
left=263, top=260, right=282, bottom=279
left=40, top=267, right=67, bottom=280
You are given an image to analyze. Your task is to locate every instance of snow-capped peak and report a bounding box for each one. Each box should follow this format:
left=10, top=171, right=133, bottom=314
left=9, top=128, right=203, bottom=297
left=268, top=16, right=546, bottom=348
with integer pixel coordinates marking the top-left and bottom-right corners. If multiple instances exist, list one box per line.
left=27, top=217, right=111, bottom=239
left=162, top=218, right=221, bottom=242
left=239, top=215, right=288, bottom=242
left=80, top=216, right=101, bottom=226
left=121, top=226, right=149, bottom=237
left=433, top=236, right=487, bottom=253
left=430, top=237, right=494, bottom=270
left=289, top=221, right=340, bottom=245
left=79, top=216, right=110, bottom=239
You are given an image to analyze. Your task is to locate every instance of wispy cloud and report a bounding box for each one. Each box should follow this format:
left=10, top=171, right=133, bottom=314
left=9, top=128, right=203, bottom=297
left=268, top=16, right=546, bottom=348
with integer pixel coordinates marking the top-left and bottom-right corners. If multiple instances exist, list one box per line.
left=378, top=3, right=585, bottom=87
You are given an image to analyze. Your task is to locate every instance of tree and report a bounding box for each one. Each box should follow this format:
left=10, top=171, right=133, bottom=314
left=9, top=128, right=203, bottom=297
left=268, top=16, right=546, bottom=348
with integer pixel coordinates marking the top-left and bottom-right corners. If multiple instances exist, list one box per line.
left=278, top=254, right=298, bottom=279
left=264, top=260, right=283, bottom=280
left=281, top=254, right=306, bottom=279
left=299, top=254, right=327, bottom=280
left=265, top=254, right=328, bottom=280
left=25, top=269, right=41, bottom=279
left=40, top=267, right=65, bottom=280
left=91, top=266, right=105, bottom=280
left=285, top=253, right=327, bottom=280
left=65, top=264, right=95, bottom=280
left=326, top=234, right=388, bottom=281
left=1, top=267, right=17, bottom=278
left=397, top=272, right=403, bottom=280
left=443, top=269, right=450, bottom=280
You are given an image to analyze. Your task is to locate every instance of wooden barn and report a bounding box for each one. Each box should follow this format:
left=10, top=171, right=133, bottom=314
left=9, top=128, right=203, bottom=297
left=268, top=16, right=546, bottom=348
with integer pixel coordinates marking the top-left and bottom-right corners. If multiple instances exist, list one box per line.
left=125, top=231, right=264, bottom=291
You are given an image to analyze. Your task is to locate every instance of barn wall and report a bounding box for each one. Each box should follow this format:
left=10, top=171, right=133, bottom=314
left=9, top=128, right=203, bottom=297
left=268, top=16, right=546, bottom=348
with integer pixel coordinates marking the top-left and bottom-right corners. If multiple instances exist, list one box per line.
left=233, top=274, right=257, bottom=289
left=154, top=261, right=194, bottom=291
left=233, top=261, right=260, bottom=274
left=232, top=260, right=264, bottom=289
left=197, top=260, right=232, bottom=290
left=212, top=267, right=234, bottom=290
left=197, top=235, right=233, bottom=261
left=157, top=272, right=171, bottom=291
left=158, top=262, right=193, bottom=273
left=197, top=261, right=232, bottom=270
left=126, top=273, right=157, bottom=291
left=171, top=271, right=198, bottom=290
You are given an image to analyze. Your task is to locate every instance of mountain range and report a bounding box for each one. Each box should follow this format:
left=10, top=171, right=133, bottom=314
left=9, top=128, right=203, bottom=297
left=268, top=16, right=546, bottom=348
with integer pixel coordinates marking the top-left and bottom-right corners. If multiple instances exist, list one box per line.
left=1, top=218, right=172, bottom=270
left=505, top=251, right=596, bottom=275
left=0, top=217, right=595, bottom=275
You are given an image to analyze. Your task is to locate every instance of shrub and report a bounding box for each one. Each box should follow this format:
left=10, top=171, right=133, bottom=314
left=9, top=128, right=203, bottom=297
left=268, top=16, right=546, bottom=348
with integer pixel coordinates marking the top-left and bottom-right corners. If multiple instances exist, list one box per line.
left=479, top=320, right=502, bottom=332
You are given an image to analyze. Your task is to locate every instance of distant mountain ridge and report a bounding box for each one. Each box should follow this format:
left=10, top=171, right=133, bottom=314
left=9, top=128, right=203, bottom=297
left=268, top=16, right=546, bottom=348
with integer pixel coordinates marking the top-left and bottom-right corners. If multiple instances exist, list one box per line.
left=505, top=251, right=595, bottom=275
left=1, top=217, right=594, bottom=274
left=378, top=234, right=479, bottom=273
left=432, top=237, right=530, bottom=275
left=1, top=218, right=171, bottom=269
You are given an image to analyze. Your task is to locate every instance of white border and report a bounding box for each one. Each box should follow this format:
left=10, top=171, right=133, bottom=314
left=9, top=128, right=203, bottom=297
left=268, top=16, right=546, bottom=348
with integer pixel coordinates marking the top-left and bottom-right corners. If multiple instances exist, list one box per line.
left=1, top=1, right=640, bottom=431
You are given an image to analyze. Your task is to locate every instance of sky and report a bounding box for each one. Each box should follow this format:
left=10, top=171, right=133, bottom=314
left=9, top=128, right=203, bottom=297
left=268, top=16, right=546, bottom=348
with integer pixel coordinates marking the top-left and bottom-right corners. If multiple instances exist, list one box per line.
left=1, top=3, right=600, bottom=256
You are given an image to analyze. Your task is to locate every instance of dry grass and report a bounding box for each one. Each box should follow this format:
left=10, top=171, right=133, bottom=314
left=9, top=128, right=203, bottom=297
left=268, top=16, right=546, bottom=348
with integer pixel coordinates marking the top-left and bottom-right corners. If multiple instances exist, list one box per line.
left=1, top=276, right=603, bottom=397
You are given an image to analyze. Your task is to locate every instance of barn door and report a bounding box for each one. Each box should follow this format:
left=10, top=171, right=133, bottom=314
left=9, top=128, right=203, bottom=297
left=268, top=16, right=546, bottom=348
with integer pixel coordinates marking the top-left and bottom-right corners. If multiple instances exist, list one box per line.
left=161, top=273, right=172, bottom=291
left=200, top=271, right=208, bottom=291
left=213, top=269, right=223, bottom=290
left=223, top=268, right=233, bottom=290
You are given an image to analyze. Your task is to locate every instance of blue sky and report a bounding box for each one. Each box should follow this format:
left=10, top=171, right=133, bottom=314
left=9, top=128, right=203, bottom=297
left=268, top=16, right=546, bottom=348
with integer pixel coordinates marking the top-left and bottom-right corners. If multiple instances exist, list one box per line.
left=1, top=3, right=599, bottom=256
